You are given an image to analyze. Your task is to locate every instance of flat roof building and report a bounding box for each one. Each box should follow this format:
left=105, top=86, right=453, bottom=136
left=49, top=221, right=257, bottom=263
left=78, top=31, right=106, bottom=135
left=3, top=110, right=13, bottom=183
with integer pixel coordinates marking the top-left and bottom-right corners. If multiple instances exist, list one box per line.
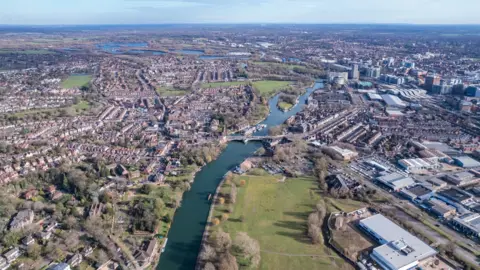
left=453, top=156, right=480, bottom=168
left=398, top=158, right=441, bottom=172
left=451, top=213, right=480, bottom=239
left=377, top=172, right=415, bottom=191
left=444, top=171, right=479, bottom=186
left=359, top=214, right=437, bottom=270
left=381, top=94, right=407, bottom=108
left=327, top=146, right=358, bottom=161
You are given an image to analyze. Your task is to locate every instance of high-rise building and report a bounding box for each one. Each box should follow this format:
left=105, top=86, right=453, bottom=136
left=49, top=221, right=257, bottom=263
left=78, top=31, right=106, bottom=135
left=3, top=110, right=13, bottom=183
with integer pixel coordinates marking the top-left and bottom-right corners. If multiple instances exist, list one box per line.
left=465, top=86, right=480, bottom=97
left=365, top=67, right=381, bottom=78
left=424, top=74, right=441, bottom=92
left=348, top=64, right=359, bottom=80
left=452, top=84, right=465, bottom=96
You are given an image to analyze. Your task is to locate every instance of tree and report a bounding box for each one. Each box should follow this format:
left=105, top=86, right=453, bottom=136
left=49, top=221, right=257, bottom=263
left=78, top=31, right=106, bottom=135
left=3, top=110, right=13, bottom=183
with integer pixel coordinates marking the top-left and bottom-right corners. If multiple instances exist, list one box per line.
left=210, top=230, right=231, bottom=253
left=199, top=244, right=217, bottom=262
left=65, top=216, right=77, bottom=230
left=218, top=252, right=238, bottom=270
left=239, top=180, right=246, bottom=186
left=232, top=232, right=261, bottom=268
left=218, top=197, right=225, bottom=205
left=203, top=262, right=216, bottom=270
left=212, top=218, right=220, bottom=226
left=27, top=243, right=41, bottom=259
left=2, top=231, right=21, bottom=247
left=221, top=213, right=229, bottom=221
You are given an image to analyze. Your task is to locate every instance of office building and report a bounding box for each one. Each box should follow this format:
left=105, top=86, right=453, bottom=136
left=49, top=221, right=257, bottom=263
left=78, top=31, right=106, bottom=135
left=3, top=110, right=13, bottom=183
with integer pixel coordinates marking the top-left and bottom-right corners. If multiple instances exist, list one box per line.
left=465, top=86, right=480, bottom=97
left=424, top=74, right=441, bottom=92
left=366, top=67, right=381, bottom=78
left=348, top=64, right=359, bottom=80
left=359, top=214, right=437, bottom=270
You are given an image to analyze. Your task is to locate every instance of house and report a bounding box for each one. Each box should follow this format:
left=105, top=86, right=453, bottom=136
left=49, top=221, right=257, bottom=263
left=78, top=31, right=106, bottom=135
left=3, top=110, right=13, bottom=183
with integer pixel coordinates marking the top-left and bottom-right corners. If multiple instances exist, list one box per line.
left=67, top=253, right=82, bottom=267
left=47, top=263, right=71, bottom=270
left=23, top=189, right=38, bottom=200
left=3, top=247, right=20, bottom=263
left=0, top=257, right=9, bottom=270
left=82, top=246, right=93, bottom=257
left=36, top=231, right=52, bottom=241
left=50, top=191, right=64, bottom=201
left=22, top=235, right=35, bottom=246
left=44, top=221, right=58, bottom=232
left=129, top=170, right=141, bottom=179
left=9, top=210, right=34, bottom=230
left=115, top=164, right=129, bottom=177
left=45, top=185, right=56, bottom=194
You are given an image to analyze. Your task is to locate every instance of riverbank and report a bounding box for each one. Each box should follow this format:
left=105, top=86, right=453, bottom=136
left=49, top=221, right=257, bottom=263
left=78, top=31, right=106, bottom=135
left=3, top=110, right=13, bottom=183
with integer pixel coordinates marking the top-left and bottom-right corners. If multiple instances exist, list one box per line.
left=156, top=81, right=323, bottom=270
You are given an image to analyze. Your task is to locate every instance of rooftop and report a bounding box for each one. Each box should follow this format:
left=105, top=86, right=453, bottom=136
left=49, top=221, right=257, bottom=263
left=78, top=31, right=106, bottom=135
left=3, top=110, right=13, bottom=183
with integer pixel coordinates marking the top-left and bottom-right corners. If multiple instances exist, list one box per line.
left=360, top=214, right=437, bottom=270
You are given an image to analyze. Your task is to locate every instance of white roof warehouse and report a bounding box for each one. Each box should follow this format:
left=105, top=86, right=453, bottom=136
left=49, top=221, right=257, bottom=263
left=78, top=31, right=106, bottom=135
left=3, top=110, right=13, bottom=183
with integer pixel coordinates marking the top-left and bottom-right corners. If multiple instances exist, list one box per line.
left=359, top=214, right=437, bottom=270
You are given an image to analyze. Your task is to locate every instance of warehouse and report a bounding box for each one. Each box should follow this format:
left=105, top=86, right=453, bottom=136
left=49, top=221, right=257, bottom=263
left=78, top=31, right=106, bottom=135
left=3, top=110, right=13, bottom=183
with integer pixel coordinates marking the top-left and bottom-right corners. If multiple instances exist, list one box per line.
left=381, top=94, right=407, bottom=108
left=453, top=156, right=480, bottom=168
left=398, top=158, right=441, bottom=172
left=359, top=214, right=437, bottom=270
left=451, top=213, right=480, bottom=239
left=376, top=172, right=415, bottom=191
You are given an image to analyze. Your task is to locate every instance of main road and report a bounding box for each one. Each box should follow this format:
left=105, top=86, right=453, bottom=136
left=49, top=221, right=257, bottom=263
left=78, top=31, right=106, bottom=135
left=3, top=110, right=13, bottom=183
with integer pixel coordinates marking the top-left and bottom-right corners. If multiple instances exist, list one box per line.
left=156, top=81, right=323, bottom=270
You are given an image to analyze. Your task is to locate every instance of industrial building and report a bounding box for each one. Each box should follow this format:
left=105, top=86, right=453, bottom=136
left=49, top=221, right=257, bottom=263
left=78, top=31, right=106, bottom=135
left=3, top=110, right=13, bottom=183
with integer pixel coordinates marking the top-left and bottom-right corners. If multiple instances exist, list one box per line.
left=422, top=198, right=457, bottom=218
left=400, top=184, right=434, bottom=202
left=453, top=156, right=480, bottom=168
left=451, top=213, right=480, bottom=239
left=444, top=171, right=480, bottom=186
left=437, top=188, right=474, bottom=205
left=327, top=146, right=358, bottom=161
left=359, top=214, right=437, bottom=270
left=376, top=172, right=415, bottom=191
left=381, top=94, right=407, bottom=108
left=397, top=158, right=441, bottom=172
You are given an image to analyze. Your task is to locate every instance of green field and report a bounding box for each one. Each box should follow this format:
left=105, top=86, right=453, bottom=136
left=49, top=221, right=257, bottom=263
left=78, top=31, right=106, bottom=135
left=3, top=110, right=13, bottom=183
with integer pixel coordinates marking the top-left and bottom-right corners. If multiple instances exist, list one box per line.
left=61, top=75, right=92, bottom=88
left=253, top=61, right=304, bottom=70
left=252, top=80, right=291, bottom=97
left=200, top=81, right=247, bottom=88
left=156, top=87, right=189, bottom=96
left=0, top=49, right=55, bottom=55
left=326, top=198, right=365, bottom=213
left=213, top=174, right=347, bottom=270
left=278, top=101, right=293, bottom=111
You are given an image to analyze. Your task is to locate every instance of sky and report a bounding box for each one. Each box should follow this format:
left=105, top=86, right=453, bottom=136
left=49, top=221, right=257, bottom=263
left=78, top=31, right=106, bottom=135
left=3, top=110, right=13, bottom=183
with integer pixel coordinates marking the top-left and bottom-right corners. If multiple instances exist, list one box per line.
left=1, top=0, right=480, bottom=25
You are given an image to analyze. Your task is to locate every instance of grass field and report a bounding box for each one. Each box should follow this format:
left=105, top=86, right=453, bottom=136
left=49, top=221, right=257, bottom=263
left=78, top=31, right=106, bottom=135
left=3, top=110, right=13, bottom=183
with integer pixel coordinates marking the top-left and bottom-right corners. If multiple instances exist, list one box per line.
left=200, top=81, right=247, bottom=88
left=10, top=100, right=91, bottom=119
left=61, top=75, right=92, bottom=88
left=213, top=173, right=348, bottom=270
left=327, top=198, right=365, bottom=213
left=252, top=61, right=304, bottom=70
left=252, top=80, right=291, bottom=97
left=0, top=49, right=55, bottom=55
left=278, top=101, right=293, bottom=111
left=156, top=87, right=189, bottom=96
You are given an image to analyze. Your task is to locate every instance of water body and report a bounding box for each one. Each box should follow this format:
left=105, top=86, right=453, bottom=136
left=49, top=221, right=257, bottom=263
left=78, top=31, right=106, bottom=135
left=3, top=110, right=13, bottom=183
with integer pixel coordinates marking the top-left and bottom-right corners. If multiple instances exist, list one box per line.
left=170, top=49, right=205, bottom=55
left=97, top=42, right=148, bottom=53
left=157, top=81, right=323, bottom=270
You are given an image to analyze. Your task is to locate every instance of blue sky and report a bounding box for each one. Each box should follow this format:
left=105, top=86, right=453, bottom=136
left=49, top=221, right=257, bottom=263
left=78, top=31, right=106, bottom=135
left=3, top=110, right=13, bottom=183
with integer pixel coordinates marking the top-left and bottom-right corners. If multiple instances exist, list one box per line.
left=1, top=0, right=480, bottom=25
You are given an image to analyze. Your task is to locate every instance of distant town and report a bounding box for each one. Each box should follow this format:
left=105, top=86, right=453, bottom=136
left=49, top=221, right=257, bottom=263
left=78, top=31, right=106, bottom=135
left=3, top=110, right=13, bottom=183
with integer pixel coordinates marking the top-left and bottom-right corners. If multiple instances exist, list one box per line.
left=0, top=24, right=479, bottom=270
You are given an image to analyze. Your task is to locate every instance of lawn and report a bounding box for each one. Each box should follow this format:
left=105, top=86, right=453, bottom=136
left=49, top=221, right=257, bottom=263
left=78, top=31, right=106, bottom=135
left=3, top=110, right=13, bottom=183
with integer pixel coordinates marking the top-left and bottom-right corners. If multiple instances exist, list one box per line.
left=327, top=198, right=365, bottom=213
left=213, top=173, right=348, bottom=270
left=200, top=81, right=247, bottom=88
left=278, top=101, right=293, bottom=111
left=253, top=61, right=304, bottom=70
left=156, top=87, right=189, bottom=96
left=61, top=75, right=92, bottom=88
left=252, top=80, right=291, bottom=97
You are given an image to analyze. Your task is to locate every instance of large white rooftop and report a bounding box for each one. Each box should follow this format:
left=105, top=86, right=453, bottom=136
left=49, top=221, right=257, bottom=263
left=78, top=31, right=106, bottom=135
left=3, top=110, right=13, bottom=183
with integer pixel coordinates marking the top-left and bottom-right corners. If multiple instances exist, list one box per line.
left=360, top=214, right=437, bottom=270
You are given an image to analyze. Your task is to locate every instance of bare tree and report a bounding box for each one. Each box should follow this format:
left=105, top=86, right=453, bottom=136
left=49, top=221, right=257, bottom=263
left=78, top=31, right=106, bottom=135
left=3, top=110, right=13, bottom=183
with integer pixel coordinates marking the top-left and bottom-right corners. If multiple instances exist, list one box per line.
left=210, top=230, right=232, bottom=253
left=199, top=244, right=217, bottom=262
left=203, top=262, right=216, bottom=270
left=218, top=252, right=238, bottom=270
left=232, top=232, right=261, bottom=268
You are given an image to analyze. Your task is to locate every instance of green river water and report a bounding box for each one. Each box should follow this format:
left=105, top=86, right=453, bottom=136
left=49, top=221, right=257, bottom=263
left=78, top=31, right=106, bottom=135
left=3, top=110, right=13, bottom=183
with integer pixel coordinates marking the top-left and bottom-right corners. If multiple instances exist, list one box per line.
left=157, top=81, right=323, bottom=270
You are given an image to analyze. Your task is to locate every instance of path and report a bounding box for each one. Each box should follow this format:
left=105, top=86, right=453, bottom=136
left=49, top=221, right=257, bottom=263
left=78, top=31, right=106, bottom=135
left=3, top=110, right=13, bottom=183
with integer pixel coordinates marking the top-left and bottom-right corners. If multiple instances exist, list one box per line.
left=260, top=249, right=340, bottom=258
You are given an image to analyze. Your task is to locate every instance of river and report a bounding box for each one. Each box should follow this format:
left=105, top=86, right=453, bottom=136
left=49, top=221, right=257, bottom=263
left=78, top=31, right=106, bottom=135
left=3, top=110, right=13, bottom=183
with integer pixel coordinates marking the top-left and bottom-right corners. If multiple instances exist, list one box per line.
left=157, top=81, right=323, bottom=270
